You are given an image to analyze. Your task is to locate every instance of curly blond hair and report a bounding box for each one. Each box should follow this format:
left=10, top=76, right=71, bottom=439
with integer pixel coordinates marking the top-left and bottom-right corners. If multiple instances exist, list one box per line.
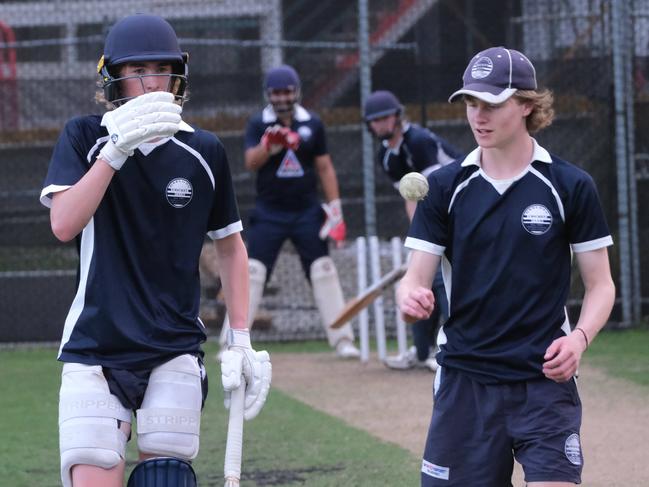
left=514, top=89, right=554, bottom=134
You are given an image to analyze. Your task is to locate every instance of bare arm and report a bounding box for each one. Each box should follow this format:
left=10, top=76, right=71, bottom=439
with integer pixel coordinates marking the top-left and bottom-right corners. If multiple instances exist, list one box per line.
left=244, top=144, right=271, bottom=172
left=396, top=250, right=440, bottom=323
left=215, top=232, right=250, bottom=330
left=543, top=247, right=615, bottom=382
left=404, top=200, right=417, bottom=221
left=314, top=154, right=340, bottom=202
left=50, top=159, right=116, bottom=242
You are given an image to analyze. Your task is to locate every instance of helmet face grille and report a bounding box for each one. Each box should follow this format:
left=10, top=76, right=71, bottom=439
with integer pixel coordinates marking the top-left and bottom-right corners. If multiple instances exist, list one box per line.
left=99, top=15, right=188, bottom=105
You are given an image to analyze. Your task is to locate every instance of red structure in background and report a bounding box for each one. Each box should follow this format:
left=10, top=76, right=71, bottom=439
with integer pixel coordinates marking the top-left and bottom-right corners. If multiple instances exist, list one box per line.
left=0, top=20, right=18, bottom=131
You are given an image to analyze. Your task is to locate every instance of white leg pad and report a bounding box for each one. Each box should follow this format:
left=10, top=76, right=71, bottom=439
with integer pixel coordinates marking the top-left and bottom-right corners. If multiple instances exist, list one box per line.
left=136, top=354, right=203, bottom=460
left=59, top=363, right=131, bottom=487
left=219, top=258, right=267, bottom=346
left=310, top=256, right=355, bottom=346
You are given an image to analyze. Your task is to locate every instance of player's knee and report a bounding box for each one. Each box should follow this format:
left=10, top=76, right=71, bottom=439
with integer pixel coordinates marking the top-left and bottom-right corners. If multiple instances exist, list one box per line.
left=127, top=457, right=197, bottom=487
left=59, top=363, right=131, bottom=487
left=136, top=354, right=203, bottom=460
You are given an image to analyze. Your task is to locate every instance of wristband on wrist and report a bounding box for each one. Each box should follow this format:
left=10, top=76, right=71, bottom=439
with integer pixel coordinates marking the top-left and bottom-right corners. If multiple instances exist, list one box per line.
left=575, top=327, right=589, bottom=350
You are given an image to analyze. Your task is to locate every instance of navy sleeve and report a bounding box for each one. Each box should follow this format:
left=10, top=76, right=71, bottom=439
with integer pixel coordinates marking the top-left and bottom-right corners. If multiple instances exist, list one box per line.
left=41, top=118, right=94, bottom=206
left=408, top=173, right=448, bottom=250
left=208, top=141, right=241, bottom=235
left=311, top=117, right=328, bottom=156
left=565, top=173, right=611, bottom=247
left=410, top=132, right=439, bottom=173
left=244, top=115, right=264, bottom=150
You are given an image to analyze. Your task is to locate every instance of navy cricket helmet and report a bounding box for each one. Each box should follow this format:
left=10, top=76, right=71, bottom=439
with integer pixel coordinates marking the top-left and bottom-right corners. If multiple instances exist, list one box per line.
left=265, top=65, right=301, bottom=92
left=363, top=90, right=403, bottom=121
left=264, top=64, right=301, bottom=116
left=97, top=14, right=188, bottom=106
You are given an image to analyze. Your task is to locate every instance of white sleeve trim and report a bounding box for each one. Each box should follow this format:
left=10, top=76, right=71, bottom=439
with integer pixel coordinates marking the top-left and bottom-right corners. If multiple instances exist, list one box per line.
left=40, top=184, right=72, bottom=208
left=404, top=237, right=445, bottom=256
left=571, top=235, right=613, bottom=253
left=207, top=220, right=243, bottom=240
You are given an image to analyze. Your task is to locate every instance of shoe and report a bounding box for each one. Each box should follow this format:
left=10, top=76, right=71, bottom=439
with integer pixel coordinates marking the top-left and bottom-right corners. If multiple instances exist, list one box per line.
left=424, top=357, right=439, bottom=372
left=384, top=346, right=417, bottom=370
left=336, top=339, right=361, bottom=359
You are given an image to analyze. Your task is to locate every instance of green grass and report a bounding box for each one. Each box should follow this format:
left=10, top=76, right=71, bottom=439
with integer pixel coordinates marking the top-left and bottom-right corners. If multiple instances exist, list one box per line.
left=581, top=326, right=649, bottom=388
left=2, top=327, right=647, bottom=486
left=0, top=342, right=418, bottom=487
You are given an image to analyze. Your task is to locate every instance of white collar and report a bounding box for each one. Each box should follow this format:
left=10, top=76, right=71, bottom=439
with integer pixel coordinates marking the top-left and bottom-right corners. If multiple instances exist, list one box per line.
left=460, top=137, right=552, bottom=167
left=178, top=120, right=195, bottom=132
left=262, top=104, right=311, bottom=123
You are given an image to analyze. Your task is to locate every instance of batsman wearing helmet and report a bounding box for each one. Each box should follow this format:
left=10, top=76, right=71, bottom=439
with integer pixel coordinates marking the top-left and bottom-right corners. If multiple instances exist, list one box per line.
left=40, top=14, right=271, bottom=487
left=219, top=65, right=360, bottom=359
left=364, top=90, right=462, bottom=371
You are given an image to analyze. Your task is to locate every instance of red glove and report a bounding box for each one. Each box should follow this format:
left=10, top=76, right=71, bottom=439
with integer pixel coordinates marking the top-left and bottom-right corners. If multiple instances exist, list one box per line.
left=261, top=125, right=300, bottom=154
left=319, top=199, right=346, bottom=246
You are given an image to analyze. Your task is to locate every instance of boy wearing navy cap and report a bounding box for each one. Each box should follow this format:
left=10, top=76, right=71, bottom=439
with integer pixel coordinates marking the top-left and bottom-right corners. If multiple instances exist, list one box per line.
left=398, top=46, right=615, bottom=486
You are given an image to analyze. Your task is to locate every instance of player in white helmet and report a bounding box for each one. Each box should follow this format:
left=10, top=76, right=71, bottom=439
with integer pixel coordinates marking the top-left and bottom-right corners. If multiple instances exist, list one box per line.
left=219, top=64, right=360, bottom=359
left=40, top=14, right=271, bottom=487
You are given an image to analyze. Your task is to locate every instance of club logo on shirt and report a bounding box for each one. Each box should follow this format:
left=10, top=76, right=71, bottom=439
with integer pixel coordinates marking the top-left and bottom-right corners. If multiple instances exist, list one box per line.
left=276, top=150, right=304, bottom=178
left=564, top=433, right=582, bottom=465
left=471, top=56, right=493, bottom=79
left=297, top=125, right=312, bottom=141
left=166, top=178, right=193, bottom=208
left=521, top=204, right=552, bottom=235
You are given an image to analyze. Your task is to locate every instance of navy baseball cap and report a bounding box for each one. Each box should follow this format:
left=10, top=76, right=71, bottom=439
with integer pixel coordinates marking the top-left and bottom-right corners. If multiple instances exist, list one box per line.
left=448, top=46, right=537, bottom=103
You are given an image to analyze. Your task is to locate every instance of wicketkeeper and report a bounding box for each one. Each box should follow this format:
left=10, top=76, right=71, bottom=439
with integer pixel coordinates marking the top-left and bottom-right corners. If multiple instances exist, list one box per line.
left=219, top=64, right=361, bottom=359
left=40, top=14, right=271, bottom=487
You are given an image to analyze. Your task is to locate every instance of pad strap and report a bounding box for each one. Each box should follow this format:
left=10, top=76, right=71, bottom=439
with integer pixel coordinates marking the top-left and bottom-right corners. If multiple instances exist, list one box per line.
left=59, top=393, right=132, bottom=424
left=136, top=408, right=201, bottom=434
left=59, top=423, right=127, bottom=453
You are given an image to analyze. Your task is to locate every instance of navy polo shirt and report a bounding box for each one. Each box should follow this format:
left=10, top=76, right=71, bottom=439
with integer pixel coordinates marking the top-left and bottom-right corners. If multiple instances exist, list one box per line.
left=41, top=116, right=242, bottom=370
left=377, top=123, right=462, bottom=187
left=406, top=140, right=613, bottom=383
left=244, top=104, right=327, bottom=209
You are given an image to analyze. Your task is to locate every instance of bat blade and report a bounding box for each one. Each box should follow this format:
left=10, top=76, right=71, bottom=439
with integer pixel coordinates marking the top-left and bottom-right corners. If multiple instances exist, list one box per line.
left=330, top=263, right=407, bottom=329
left=224, top=381, right=245, bottom=487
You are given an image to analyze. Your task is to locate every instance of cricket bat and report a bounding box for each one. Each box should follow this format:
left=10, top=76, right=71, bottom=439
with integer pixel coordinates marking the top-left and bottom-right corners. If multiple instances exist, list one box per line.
left=224, top=381, right=245, bottom=487
left=330, top=263, right=408, bottom=329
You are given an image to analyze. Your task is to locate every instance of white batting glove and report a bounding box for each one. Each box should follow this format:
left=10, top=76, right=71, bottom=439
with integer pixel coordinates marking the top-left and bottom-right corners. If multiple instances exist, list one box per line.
left=319, top=198, right=347, bottom=244
left=221, top=329, right=272, bottom=420
left=99, top=91, right=182, bottom=170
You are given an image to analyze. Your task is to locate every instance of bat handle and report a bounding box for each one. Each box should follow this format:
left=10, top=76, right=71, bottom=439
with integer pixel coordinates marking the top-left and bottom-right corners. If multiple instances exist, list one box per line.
left=224, top=381, right=246, bottom=486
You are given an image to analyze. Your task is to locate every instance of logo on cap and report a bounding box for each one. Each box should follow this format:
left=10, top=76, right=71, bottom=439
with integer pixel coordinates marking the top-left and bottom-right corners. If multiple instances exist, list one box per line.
left=471, top=57, right=493, bottom=79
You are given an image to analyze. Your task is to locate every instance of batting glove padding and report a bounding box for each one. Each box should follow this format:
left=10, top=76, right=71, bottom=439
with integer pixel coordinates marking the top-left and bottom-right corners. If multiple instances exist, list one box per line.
left=221, top=329, right=272, bottom=421
left=319, top=198, right=347, bottom=243
left=261, top=124, right=300, bottom=155
left=99, top=91, right=182, bottom=170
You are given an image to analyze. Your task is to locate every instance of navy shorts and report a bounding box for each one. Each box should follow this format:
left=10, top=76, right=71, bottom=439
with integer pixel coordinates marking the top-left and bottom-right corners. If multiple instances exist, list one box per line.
left=246, top=200, right=328, bottom=280
left=421, top=367, right=583, bottom=486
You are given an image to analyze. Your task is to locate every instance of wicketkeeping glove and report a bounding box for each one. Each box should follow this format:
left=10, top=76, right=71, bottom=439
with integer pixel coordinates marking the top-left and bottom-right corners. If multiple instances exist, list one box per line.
left=319, top=198, right=347, bottom=244
left=99, top=91, right=182, bottom=170
left=261, top=124, right=300, bottom=155
left=221, top=329, right=272, bottom=420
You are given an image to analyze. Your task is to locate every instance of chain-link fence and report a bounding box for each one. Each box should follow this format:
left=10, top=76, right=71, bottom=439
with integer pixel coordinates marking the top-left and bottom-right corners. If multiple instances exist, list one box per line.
left=1, top=0, right=646, bottom=342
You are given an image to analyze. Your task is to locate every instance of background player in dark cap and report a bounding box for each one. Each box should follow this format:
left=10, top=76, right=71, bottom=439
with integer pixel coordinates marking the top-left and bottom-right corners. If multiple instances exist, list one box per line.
left=219, top=64, right=360, bottom=359
left=398, top=46, right=615, bottom=486
left=364, top=90, right=461, bottom=371
left=40, top=14, right=270, bottom=487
